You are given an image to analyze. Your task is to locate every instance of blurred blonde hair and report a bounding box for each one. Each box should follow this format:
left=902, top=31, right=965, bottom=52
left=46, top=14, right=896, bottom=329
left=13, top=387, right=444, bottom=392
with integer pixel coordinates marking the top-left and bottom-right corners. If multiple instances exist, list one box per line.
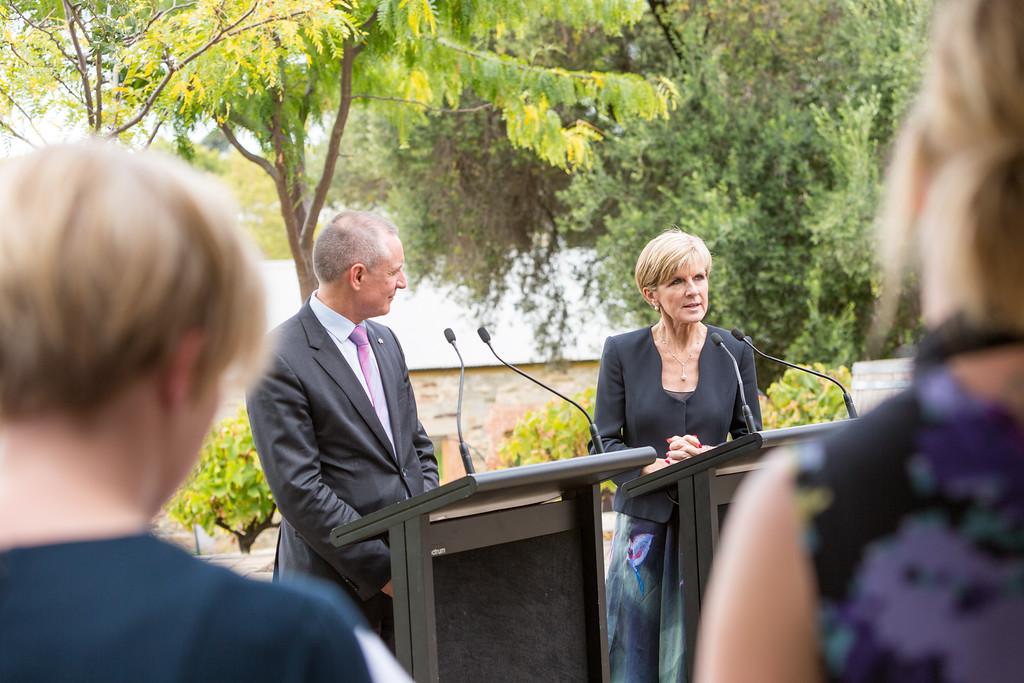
left=880, top=0, right=1024, bottom=335
left=0, top=141, right=267, bottom=419
left=635, top=229, right=712, bottom=297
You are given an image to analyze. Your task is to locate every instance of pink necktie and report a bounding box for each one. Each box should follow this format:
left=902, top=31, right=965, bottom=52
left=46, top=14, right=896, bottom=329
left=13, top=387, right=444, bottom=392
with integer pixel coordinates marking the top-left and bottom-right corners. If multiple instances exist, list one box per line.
left=348, top=325, right=379, bottom=408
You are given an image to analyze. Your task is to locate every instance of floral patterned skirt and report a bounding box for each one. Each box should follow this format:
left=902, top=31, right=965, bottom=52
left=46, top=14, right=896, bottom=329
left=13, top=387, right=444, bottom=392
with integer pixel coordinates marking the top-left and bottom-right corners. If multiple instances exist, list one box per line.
left=606, top=513, right=685, bottom=683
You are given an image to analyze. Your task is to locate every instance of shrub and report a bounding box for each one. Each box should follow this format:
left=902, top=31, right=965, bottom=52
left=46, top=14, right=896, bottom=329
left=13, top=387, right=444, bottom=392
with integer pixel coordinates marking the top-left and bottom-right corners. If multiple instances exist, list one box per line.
left=167, top=405, right=277, bottom=554
left=760, top=364, right=853, bottom=429
left=496, top=388, right=616, bottom=502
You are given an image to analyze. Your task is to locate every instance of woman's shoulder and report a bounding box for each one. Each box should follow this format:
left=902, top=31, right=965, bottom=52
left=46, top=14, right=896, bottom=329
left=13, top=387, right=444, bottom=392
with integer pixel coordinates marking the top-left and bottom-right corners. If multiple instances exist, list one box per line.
left=703, top=323, right=744, bottom=352
left=605, top=326, right=652, bottom=348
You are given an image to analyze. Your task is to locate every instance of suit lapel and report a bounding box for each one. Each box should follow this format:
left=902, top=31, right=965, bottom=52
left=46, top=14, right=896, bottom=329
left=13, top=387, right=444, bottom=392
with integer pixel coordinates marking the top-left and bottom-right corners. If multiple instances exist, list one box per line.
left=367, top=321, right=404, bottom=461
left=299, top=305, right=397, bottom=461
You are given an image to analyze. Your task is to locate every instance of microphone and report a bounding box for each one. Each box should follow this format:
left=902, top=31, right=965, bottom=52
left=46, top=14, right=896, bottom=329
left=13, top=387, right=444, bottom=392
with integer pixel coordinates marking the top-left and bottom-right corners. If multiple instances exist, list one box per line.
left=443, top=328, right=475, bottom=475
left=710, top=332, right=757, bottom=434
left=730, top=328, right=858, bottom=418
left=477, top=326, right=605, bottom=454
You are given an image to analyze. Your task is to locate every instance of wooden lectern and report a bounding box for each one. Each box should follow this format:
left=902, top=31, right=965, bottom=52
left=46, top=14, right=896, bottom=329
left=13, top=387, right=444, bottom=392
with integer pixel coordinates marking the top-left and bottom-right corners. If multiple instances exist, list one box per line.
left=620, top=422, right=852, bottom=679
left=331, top=448, right=655, bottom=683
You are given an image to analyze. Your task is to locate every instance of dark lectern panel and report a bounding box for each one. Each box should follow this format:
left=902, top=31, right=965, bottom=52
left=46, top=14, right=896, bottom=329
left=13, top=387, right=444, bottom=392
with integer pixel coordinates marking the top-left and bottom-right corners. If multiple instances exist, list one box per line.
left=433, top=530, right=588, bottom=682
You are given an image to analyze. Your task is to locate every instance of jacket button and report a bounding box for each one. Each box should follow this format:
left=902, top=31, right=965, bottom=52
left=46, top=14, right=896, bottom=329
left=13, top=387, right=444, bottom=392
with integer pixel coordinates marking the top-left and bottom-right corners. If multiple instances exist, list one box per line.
left=401, top=468, right=408, bottom=477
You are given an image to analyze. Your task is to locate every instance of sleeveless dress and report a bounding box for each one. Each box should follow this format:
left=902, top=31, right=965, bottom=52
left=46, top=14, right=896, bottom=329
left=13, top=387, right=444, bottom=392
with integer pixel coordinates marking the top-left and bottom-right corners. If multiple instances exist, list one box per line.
left=794, top=365, right=1024, bottom=682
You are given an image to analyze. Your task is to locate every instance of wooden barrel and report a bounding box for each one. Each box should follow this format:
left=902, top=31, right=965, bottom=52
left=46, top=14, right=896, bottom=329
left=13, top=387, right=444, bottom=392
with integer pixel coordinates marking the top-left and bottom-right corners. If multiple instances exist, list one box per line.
left=851, top=358, right=913, bottom=413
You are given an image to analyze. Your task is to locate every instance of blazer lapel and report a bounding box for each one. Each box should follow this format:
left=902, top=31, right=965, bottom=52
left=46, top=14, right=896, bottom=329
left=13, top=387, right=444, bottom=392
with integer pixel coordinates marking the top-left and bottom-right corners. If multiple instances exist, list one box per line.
left=299, top=305, right=396, bottom=460
left=367, top=321, right=404, bottom=463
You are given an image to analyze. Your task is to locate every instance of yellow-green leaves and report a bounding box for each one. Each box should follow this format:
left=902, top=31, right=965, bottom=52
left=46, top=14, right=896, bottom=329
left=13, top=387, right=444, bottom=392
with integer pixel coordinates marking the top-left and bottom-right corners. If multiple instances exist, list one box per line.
left=166, top=405, right=277, bottom=554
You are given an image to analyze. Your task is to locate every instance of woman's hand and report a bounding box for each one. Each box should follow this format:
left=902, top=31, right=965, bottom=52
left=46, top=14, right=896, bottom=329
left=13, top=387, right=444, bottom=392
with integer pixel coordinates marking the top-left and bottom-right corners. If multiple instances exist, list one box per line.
left=666, top=434, right=711, bottom=461
left=640, top=457, right=673, bottom=476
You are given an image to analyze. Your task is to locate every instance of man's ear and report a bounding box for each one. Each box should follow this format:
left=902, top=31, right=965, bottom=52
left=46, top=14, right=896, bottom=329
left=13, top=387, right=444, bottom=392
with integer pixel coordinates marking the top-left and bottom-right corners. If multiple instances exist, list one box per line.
left=348, top=263, right=367, bottom=290
left=159, top=329, right=206, bottom=412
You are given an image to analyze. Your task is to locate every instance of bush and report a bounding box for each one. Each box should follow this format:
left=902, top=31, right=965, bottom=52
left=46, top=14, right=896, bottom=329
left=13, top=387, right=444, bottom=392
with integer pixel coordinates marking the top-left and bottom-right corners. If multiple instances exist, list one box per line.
left=760, top=364, right=853, bottom=429
left=496, top=388, right=616, bottom=502
left=167, top=406, right=277, bottom=554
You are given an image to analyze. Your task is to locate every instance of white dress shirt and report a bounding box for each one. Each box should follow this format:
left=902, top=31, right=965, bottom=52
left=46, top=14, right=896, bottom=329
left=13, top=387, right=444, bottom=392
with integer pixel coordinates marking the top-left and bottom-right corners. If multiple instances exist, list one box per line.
left=309, top=292, right=395, bottom=449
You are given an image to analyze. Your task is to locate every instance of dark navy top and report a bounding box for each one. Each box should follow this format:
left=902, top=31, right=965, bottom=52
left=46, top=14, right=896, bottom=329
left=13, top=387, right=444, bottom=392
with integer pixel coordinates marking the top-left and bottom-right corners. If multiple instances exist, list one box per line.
left=0, top=534, right=374, bottom=682
left=796, top=367, right=1024, bottom=682
left=594, top=324, right=761, bottom=523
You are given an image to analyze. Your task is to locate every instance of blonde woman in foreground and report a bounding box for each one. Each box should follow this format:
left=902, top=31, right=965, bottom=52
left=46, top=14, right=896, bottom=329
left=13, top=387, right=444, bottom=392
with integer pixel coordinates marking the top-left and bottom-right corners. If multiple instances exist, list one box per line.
left=0, top=143, right=408, bottom=682
left=697, top=1, right=1024, bottom=681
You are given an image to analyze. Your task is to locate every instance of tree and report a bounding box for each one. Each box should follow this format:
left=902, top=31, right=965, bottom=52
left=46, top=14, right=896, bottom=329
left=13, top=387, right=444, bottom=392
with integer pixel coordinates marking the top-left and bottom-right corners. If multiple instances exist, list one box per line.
left=173, top=0, right=677, bottom=297
left=0, top=0, right=337, bottom=146
left=167, top=406, right=278, bottom=554
left=326, top=1, right=932, bottom=376
left=2, top=1, right=676, bottom=298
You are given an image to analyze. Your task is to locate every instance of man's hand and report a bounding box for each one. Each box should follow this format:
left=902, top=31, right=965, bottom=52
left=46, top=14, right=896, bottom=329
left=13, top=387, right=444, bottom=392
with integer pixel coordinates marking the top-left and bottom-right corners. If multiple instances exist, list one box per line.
left=381, top=580, right=394, bottom=597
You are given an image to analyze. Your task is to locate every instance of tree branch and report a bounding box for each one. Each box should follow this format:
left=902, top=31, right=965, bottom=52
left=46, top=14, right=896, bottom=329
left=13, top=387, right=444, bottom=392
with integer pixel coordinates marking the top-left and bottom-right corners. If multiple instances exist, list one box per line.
left=144, top=119, right=163, bottom=147
left=0, top=117, right=37, bottom=147
left=6, top=40, right=84, bottom=105
left=107, top=0, right=263, bottom=137
left=0, top=86, right=47, bottom=143
left=351, top=94, right=493, bottom=114
left=123, top=1, right=198, bottom=47
left=7, top=2, right=78, bottom=65
left=94, top=47, right=103, bottom=130
left=61, top=0, right=95, bottom=128
left=219, top=123, right=279, bottom=182
left=646, top=0, right=686, bottom=63
left=299, top=37, right=361, bottom=246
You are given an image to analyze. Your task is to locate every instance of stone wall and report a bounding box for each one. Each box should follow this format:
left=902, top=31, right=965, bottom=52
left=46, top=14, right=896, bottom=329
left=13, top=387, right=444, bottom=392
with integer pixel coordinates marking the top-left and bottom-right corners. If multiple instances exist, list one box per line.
left=410, top=361, right=600, bottom=482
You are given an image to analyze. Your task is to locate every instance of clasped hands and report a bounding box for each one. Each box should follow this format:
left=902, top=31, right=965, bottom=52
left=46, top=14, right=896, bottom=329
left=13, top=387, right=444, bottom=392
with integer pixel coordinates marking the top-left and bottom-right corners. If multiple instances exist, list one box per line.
left=641, top=434, right=712, bottom=475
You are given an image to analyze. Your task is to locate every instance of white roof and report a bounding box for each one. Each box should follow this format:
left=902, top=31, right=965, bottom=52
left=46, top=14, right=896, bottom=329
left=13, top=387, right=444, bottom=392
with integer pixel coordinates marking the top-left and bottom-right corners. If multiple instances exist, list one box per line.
left=259, top=253, right=631, bottom=370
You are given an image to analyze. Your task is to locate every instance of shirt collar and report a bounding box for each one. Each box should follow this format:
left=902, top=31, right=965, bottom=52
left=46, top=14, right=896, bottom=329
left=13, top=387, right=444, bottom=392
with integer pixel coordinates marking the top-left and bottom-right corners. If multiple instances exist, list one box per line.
left=310, top=291, right=362, bottom=343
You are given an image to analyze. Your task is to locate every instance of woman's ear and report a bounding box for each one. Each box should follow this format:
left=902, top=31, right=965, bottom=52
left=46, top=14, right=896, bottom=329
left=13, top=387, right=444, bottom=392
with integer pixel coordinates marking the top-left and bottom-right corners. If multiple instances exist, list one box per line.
left=642, top=286, right=658, bottom=309
left=159, top=329, right=206, bottom=412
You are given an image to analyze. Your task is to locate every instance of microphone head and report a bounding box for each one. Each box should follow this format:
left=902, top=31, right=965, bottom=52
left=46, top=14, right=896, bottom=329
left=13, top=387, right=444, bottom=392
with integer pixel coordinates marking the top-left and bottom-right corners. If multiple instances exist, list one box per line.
left=477, top=326, right=491, bottom=344
left=443, top=328, right=456, bottom=344
left=731, top=328, right=746, bottom=342
left=710, top=332, right=725, bottom=347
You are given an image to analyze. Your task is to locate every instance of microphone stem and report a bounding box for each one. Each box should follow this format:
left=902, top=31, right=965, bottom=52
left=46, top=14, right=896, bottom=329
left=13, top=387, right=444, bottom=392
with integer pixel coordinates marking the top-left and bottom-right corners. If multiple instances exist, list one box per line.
left=485, top=342, right=605, bottom=454
left=744, top=340, right=858, bottom=418
left=450, top=341, right=475, bottom=474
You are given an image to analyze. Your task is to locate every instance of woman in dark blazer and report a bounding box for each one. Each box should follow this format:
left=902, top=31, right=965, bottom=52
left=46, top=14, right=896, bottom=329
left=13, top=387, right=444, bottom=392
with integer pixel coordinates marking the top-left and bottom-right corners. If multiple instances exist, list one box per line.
left=595, top=229, right=760, bottom=682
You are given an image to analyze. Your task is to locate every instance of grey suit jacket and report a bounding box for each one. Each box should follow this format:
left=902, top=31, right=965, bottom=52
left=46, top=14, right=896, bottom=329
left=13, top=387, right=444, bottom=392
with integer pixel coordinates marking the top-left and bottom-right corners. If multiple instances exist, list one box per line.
left=247, top=302, right=438, bottom=600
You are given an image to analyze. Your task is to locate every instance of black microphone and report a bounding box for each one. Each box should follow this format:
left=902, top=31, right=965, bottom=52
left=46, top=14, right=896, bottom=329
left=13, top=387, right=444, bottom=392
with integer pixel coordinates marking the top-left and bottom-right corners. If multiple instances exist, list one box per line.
left=477, top=326, right=605, bottom=454
left=730, top=328, right=858, bottom=418
left=443, top=328, right=475, bottom=475
left=710, top=332, right=757, bottom=434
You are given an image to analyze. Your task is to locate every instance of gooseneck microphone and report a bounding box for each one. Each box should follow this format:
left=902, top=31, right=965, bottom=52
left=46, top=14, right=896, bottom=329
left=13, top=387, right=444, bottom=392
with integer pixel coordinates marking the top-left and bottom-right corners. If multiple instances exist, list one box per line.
left=477, top=326, right=605, bottom=454
left=443, top=328, right=475, bottom=475
left=710, top=332, right=757, bottom=434
left=730, top=328, right=858, bottom=418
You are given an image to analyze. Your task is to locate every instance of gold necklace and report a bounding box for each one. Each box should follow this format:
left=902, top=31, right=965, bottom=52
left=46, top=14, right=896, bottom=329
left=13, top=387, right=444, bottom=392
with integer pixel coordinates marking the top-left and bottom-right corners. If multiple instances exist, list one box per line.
left=659, top=325, right=705, bottom=381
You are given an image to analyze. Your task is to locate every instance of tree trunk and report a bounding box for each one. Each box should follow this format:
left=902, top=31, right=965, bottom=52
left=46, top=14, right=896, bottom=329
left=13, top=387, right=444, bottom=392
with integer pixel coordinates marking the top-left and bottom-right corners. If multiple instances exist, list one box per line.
left=230, top=517, right=279, bottom=554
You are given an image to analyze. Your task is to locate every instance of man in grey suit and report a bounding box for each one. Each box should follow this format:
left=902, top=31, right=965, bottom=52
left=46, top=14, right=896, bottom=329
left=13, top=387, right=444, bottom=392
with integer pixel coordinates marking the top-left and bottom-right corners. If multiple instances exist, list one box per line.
left=247, top=211, right=438, bottom=646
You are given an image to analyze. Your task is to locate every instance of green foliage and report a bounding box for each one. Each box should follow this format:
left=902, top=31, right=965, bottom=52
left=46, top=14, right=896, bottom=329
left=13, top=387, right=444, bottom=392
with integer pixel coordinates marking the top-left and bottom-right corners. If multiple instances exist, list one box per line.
left=166, top=406, right=277, bottom=554
left=498, top=387, right=596, bottom=468
left=496, top=387, right=615, bottom=497
left=359, top=0, right=932, bottom=378
left=759, top=364, right=854, bottom=429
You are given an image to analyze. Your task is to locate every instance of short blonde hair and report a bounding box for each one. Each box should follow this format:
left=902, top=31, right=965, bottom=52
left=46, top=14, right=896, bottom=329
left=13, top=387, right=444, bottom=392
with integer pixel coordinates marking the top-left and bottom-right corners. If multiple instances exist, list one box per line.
left=880, top=0, right=1024, bottom=334
left=0, top=142, right=267, bottom=419
left=634, top=229, right=712, bottom=296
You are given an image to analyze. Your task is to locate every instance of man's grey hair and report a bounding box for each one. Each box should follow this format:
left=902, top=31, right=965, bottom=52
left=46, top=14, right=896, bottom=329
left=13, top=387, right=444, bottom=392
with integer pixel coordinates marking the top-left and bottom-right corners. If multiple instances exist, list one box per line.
left=313, top=211, right=399, bottom=284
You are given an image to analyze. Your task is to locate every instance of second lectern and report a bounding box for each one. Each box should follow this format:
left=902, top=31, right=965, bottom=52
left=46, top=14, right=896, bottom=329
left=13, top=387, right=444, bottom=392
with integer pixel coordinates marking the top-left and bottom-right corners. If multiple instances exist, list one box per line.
left=621, top=421, right=852, bottom=679
left=331, top=447, right=655, bottom=683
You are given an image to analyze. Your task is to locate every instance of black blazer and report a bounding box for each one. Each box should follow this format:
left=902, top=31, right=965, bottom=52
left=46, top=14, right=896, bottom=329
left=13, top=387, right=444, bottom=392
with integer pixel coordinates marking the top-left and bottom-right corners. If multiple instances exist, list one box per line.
left=247, top=302, right=438, bottom=600
left=594, top=324, right=761, bottom=522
